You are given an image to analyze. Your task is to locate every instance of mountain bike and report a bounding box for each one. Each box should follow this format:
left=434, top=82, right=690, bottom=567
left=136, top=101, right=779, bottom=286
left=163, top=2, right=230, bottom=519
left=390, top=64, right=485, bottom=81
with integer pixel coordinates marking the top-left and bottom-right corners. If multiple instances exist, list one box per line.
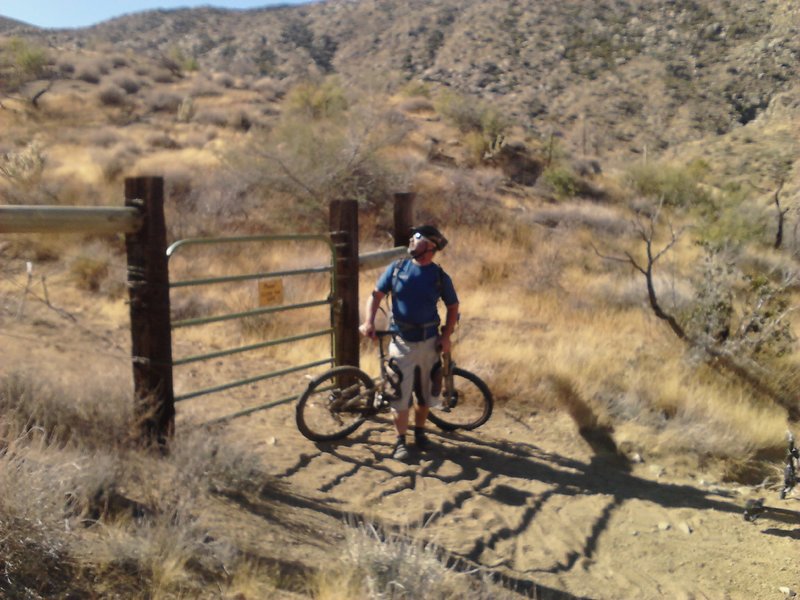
left=295, top=330, right=493, bottom=442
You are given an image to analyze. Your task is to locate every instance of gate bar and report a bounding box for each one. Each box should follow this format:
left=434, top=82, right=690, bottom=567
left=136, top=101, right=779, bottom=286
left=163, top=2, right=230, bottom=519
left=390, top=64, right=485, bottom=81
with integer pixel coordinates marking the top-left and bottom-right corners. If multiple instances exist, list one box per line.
left=172, top=299, right=330, bottom=329
left=173, top=328, right=333, bottom=366
left=175, top=357, right=332, bottom=402
left=169, top=264, right=332, bottom=288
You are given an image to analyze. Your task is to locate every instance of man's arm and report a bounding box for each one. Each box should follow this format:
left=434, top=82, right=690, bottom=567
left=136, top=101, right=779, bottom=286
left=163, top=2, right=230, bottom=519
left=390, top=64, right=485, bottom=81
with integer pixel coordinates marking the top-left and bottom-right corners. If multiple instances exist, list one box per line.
left=439, top=302, right=459, bottom=354
left=359, top=289, right=386, bottom=338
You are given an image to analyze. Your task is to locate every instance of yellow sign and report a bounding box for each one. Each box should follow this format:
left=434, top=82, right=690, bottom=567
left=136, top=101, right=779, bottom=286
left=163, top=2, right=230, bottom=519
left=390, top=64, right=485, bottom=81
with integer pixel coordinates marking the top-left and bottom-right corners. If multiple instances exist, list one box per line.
left=258, top=279, right=283, bottom=306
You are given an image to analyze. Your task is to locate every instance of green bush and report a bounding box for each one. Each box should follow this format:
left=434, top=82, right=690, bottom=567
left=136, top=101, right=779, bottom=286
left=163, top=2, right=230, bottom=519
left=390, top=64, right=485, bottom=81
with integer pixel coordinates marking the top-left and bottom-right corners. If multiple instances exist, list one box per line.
left=624, top=160, right=712, bottom=208
left=434, top=90, right=509, bottom=138
left=1, top=38, right=49, bottom=91
left=284, top=76, right=347, bottom=120
left=541, top=166, right=581, bottom=199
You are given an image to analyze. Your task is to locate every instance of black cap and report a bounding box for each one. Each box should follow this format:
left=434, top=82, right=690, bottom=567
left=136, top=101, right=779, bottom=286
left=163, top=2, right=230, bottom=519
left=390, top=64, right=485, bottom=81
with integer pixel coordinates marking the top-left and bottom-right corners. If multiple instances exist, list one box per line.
left=411, top=225, right=448, bottom=250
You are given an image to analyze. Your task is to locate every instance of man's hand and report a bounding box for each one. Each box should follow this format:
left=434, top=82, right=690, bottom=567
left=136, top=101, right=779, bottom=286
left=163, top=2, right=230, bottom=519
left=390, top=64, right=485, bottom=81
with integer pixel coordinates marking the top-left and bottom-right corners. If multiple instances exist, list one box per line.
left=359, top=322, right=376, bottom=339
left=438, top=334, right=452, bottom=354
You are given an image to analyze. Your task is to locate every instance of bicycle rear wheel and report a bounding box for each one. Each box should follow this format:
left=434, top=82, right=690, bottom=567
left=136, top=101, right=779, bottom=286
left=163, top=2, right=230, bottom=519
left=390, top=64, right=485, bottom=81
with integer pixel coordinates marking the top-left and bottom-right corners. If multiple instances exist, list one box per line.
left=296, top=366, right=375, bottom=441
left=428, top=367, right=493, bottom=431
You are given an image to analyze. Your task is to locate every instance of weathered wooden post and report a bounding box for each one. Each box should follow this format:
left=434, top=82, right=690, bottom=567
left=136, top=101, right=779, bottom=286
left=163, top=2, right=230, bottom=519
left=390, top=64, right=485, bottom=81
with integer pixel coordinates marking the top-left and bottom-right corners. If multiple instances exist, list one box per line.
left=393, top=192, right=415, bottom=247
left=330, top=200, right=360, bottom=368
left=125, top=176, right=174, bottom=447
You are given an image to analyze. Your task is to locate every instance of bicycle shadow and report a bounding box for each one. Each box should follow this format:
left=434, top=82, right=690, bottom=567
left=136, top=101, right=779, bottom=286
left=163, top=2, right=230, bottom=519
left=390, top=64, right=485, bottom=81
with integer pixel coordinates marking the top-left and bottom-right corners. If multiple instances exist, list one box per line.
left=268, top=420, right=800, bottom=598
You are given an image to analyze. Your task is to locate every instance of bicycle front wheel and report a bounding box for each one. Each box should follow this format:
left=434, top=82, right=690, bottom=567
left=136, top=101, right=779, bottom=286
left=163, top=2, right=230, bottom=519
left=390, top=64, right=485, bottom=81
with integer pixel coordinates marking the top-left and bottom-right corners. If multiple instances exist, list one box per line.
left=296, top=366, right=375, bottom=442
left=428, top=367, right=493, bottom=431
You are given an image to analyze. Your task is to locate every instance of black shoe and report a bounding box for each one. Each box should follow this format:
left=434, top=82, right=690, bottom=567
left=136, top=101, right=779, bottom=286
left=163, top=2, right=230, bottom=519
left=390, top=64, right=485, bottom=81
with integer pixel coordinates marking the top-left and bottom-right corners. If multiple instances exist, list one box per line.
left=392, top=438, right=409, bottom=460
left=414, top=428, right=430, bottom=451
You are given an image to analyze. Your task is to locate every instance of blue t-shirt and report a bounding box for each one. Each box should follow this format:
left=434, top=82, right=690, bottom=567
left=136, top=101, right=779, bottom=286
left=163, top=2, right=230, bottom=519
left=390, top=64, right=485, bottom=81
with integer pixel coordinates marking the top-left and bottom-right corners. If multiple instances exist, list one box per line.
left=376, top=259, right=458, bottom=341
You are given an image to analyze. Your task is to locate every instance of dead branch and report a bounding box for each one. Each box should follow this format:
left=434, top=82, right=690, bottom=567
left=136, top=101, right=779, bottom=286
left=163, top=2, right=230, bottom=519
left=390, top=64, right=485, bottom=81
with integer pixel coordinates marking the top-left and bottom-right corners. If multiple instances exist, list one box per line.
left=30, top=80, right=53, bottom=109
left=594, top=200, right=688, bottom=340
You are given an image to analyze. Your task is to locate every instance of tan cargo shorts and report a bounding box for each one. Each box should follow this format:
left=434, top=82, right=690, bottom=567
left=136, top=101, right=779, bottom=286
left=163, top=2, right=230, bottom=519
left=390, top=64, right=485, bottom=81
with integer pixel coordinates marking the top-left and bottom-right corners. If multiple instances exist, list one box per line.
left=387, top=335, right=443, bottom=411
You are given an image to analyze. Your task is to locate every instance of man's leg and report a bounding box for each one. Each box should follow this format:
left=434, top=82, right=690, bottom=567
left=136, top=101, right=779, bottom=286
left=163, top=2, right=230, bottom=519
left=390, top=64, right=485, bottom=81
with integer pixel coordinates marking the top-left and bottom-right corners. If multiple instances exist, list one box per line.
left=392, top=408, right=410, bottom=459
left=394, top=408, right=410, bottom=435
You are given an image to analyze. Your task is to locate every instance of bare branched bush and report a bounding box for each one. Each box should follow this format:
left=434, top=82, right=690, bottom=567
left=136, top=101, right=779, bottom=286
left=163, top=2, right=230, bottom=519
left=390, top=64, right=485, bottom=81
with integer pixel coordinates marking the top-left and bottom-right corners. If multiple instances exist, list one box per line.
left=227, top=79, right=408, bottom=225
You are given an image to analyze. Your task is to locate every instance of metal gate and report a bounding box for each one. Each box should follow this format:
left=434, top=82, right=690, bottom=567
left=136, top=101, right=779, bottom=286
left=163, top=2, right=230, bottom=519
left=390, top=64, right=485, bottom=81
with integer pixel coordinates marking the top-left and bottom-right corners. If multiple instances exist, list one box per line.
left=166, top=234, right=337, bottom=423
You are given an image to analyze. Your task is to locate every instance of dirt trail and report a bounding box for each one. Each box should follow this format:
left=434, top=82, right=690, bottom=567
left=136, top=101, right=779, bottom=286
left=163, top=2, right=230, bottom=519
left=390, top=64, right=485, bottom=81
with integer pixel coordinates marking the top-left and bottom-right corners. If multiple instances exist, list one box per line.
left=221, top=400, right=800, bottom=600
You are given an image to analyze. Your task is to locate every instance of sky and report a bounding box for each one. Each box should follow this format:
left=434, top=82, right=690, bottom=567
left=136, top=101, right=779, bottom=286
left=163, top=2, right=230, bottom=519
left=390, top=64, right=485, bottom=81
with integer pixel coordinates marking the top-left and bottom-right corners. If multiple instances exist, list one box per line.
left=1, top=0, right=314, bottom=29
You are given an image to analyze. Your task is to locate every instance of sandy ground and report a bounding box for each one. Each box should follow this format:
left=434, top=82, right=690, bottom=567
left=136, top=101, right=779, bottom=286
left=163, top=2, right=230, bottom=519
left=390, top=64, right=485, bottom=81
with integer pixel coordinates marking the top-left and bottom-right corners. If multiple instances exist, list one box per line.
left=2, top=285, right=800, bottom=600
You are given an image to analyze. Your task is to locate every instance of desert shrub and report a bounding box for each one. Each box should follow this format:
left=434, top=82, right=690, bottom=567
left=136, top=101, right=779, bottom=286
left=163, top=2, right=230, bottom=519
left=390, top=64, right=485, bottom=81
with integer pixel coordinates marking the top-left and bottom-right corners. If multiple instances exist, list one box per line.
left=57, top=60, right=75, bottom=75
left=624, top=160, right=713, bottom=209
left=97, top=84, right=127, bottom=106
left=435, top=89, right=484, bottom=132
left=683, top=247, right=796, bottom=362
left=226, top=81, right=407, bottom=223
left=146, top=133, right=181, bottom=149
left=398, top=96, right=435, bottom=113
left=166, top=46, right=199, bottom=73
left=151, top=69, right=177, bottom=84
left=188, top=77, right=223, bottom=97
left=4, top=38, right=49, bottom=83
left=541, top=165, right=582, bottom=199
left=193, top=108, right=230, bottom=127
left=212, top=72, right=235, bottom=88
left=0, top=141, right=46, bottom=203
left=76, top=67, right=101, bottom=84
left=316, top=522, right=517, bottom=599
left=146, top=90, right=182, bottom=113
left=111, top=75, right=140, bottom=94
left=70, top=254, right=110, bottom=292
left=252, top=76, right=283, bottom=99
left=435, top=90, right=509, bottom=139
left=284, top=76, right=348, bottom=120
left=110, top=55, right=128, bottom=68
left=399, top=80, right=432, bottom=98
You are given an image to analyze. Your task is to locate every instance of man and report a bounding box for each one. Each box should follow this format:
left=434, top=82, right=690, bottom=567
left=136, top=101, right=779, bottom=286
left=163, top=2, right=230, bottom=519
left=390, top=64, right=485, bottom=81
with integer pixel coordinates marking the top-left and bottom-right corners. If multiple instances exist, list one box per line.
left=360, top=225, right=459, bottom=460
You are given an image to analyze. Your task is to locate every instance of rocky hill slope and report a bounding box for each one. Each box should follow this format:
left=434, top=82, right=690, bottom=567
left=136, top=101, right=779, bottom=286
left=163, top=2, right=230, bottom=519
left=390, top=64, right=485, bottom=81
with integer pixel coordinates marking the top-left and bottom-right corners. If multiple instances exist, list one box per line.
left=3, top=0, right=800, bottom=166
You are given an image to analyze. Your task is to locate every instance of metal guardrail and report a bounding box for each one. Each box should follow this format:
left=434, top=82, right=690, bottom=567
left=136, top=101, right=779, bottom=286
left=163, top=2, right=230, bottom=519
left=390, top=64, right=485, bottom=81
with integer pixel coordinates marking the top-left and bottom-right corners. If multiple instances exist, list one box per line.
left=166, top=234, right=337, bottom=404
left=0, top=205, right=143, bottom=234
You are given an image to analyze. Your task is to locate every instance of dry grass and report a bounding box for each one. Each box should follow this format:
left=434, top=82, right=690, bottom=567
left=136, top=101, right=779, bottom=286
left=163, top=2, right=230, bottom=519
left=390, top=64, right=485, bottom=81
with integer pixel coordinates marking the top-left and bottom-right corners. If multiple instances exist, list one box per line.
left=0, top=370, right=286, bottom=598
left=314, top=521, right=519, bottom=600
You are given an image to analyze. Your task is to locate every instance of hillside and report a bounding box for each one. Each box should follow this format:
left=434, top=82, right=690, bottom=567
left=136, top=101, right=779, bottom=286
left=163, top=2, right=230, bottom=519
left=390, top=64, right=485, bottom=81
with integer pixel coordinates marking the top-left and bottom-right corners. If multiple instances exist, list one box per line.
left=2, top=1, right=800, bottom=598
left=4, top=0, right=800, bottom=169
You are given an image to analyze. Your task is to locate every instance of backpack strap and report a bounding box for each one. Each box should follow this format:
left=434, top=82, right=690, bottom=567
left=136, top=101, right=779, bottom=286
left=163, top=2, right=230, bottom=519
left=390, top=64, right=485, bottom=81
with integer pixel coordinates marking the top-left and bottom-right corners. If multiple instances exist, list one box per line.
left=390, top=258, right=444, bottom=296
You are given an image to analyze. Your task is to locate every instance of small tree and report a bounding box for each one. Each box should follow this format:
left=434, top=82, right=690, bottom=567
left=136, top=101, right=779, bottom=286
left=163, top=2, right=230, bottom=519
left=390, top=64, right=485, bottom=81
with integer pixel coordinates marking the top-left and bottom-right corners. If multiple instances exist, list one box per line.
left=597, top=198, right=798, bottom=411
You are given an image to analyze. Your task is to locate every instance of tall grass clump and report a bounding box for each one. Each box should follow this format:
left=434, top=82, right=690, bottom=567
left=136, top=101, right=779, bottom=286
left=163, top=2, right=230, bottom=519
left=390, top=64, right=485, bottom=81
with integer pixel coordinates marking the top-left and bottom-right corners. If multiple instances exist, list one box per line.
left=315, top=522, right=519, bottom=599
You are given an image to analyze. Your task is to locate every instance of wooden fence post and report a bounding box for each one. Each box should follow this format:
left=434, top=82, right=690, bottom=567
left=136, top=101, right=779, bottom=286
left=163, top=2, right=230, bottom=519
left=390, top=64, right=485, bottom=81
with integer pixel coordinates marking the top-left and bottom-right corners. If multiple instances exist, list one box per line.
left=125, top=176, right=174, bottom=448
left=393, top=192, right=415, bottom=247
left=330, top=200, right=360, bottom=368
